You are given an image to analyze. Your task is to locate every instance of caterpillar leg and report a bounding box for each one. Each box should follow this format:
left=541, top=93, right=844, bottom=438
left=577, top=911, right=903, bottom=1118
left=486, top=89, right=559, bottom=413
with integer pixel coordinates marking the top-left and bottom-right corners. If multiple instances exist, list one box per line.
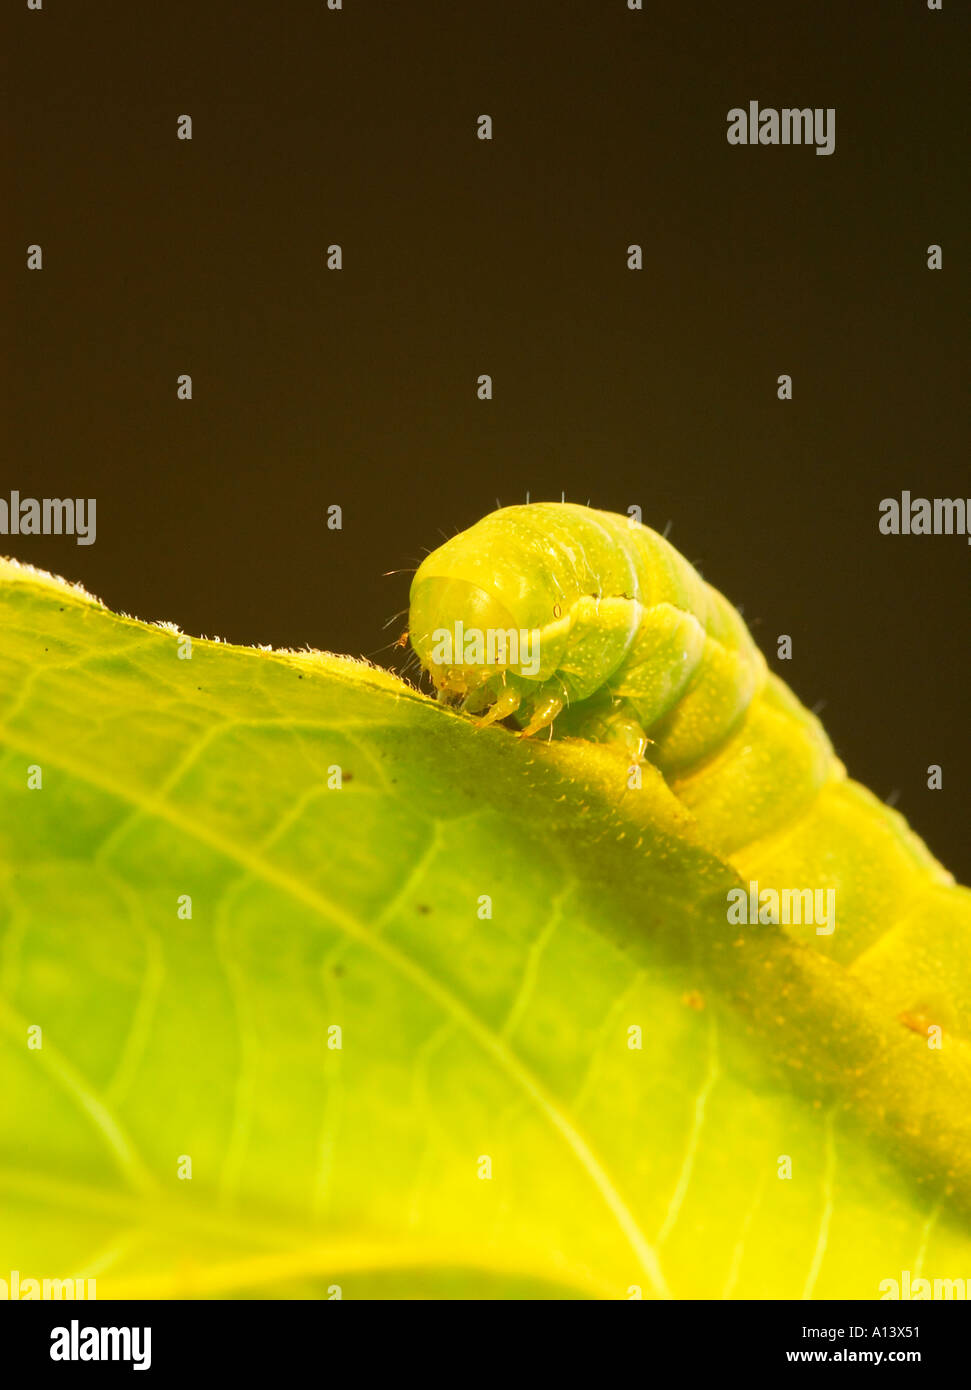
left=475, top=685, right=522, bottom=728
left=570, top=704, right=651, bottom=764
left=518, top=692, right=565, bottom=738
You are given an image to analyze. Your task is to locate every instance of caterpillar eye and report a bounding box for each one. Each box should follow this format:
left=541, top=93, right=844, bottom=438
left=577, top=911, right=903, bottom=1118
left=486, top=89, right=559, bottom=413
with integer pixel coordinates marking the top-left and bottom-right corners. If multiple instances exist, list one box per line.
left=553, top=604, right=562, bottom=619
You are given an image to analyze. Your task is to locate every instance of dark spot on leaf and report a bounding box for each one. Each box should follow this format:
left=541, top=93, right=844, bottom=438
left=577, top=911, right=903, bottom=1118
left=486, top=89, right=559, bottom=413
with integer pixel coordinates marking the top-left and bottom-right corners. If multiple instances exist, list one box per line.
left=416, top=903, right=431, bottom=914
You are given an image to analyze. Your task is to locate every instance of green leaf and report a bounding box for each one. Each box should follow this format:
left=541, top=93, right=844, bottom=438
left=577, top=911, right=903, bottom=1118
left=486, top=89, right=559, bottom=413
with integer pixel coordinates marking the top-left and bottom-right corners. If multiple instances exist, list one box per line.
left=1, top=557, right=969, bottom=1300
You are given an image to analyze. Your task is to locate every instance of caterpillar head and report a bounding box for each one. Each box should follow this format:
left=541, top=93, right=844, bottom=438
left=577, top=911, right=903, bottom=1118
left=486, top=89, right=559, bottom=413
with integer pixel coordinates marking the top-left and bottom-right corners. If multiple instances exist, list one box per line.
left=407, top=501, right=649, bottom=735
left=408, top=505, right=580, bottom=716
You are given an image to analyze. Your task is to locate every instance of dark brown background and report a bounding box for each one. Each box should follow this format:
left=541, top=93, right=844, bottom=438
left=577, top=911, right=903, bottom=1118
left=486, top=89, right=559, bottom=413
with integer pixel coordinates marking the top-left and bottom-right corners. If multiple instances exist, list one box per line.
left=5, top=1, right=968, bottom=875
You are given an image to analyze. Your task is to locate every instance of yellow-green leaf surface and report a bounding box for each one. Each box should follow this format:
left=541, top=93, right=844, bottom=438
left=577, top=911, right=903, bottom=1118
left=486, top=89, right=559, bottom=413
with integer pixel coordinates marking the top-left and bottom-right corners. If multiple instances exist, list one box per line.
left=1, top=557, right=969, bottom=1300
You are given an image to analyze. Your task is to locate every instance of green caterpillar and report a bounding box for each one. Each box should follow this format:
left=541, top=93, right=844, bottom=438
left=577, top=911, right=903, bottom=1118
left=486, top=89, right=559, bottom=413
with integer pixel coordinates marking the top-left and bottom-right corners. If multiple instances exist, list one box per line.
left=409, top=502, right=970, bottom=1014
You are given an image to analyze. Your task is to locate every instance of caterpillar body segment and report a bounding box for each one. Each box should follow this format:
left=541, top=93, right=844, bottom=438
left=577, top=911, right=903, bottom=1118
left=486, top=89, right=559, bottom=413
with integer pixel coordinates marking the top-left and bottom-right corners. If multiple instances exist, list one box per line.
left=410, top=503, right=780, bottom=779
left=408, top=503, right=970, bottom=983
left=409, top=503, right=765, bottom=760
